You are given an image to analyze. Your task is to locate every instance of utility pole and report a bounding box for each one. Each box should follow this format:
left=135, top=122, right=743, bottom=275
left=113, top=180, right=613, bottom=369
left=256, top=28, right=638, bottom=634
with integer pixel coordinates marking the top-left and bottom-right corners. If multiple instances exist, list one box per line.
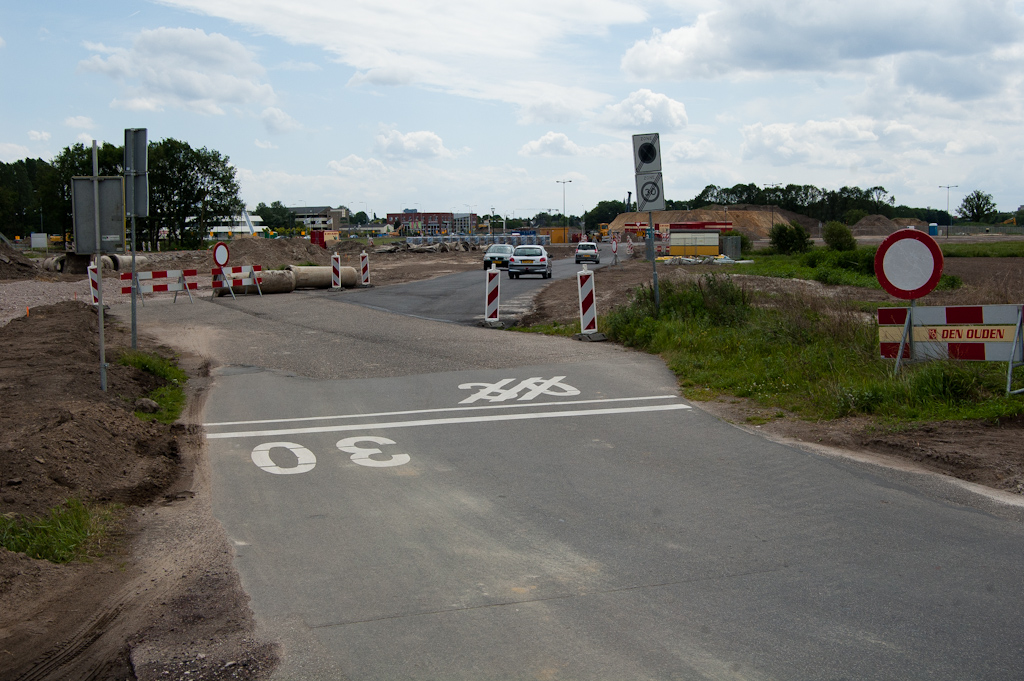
left=940, top=185, right=958, bottom=238
left=557, top=180, right=572, bottom=244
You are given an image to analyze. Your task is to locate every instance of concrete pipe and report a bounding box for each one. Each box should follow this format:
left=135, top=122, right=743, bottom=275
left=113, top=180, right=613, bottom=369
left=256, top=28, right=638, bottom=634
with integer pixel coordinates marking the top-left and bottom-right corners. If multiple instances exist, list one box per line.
left=41, top=256, right=65, bottom=272
left=287, top=264, right=358, bottom=288
left=111, top=254, right=149, bottom=271
left=215, top=268, right=295, bottom=296
left=96, top=255, right=114, bottom=270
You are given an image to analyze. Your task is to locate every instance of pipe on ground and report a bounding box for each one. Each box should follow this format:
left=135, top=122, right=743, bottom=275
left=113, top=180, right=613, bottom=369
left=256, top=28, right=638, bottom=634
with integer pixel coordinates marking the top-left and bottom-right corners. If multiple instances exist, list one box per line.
left=287, top=265, right=357, bottom=288
left=215, top=268, right=296, bottom=296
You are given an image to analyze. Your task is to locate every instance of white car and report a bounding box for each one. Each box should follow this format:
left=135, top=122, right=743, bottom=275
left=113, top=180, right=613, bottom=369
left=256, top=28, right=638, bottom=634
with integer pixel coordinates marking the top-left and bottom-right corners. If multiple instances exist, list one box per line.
left=508, top=245, right=552, bottom=279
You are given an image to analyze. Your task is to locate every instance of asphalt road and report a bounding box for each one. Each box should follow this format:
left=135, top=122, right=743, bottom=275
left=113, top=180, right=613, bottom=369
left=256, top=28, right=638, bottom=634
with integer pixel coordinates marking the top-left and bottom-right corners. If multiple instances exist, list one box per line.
left=340, top=243, right=610, bottom=325
left=117, top=273, right=1024, bottom=681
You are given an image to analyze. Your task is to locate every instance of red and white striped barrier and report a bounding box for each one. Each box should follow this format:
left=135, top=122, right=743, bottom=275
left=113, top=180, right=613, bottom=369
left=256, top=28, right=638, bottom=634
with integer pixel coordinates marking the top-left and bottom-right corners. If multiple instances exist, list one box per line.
left=577, top=264, right=598, bottom=334
left=484, top=264, right=500, bottom=323
left=120, top=269, right=198, bottom=303
left=212, top=265, right=263, bottom=299
left=359, top=251, right=369, bottom=286
left=88, top=265, right=100, bottom=306
left=331, top=254, right=342, bottom=290
left=879, top=305, right=1023, bottom=362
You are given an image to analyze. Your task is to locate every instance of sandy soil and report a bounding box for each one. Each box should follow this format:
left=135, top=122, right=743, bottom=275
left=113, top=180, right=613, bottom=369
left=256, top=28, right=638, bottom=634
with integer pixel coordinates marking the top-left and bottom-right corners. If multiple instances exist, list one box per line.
left=0, top=238, right=1021, bottom=679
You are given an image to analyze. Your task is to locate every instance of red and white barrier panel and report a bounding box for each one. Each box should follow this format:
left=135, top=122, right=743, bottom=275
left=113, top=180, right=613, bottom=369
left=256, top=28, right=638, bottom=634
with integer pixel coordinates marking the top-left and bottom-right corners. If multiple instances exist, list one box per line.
left=359, top=251, right=369, bottom=286
left=88, top=265, right=100, bottom=306
left=879, top=305, right=1023, bottom=361
left=212, top=265, right=263, bottom=299
left=484, top=265, right=500, bottom=323
left=120, top=269, right=198, bottom=303
left=331, top=254, right=342, bottom=290
left=577, top=265, right=598, bottom=334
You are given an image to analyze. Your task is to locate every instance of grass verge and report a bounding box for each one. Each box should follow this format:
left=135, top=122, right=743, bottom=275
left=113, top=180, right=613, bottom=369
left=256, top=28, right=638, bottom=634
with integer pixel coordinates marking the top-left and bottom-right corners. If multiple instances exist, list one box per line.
left=601, top=274, right=1023, bottom=422
left=0, top=499, right=124, bottom=563
left=119, top=350, right=188, bottom=423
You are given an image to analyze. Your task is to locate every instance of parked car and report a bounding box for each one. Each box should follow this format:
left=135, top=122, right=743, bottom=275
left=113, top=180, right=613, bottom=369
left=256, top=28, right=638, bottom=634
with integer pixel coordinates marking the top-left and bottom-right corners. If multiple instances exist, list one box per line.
left=575, top=241, right=600, bottom=264
left=508, top=245, right=552, bottom=279
left=483, top=243, right=514, bottom=269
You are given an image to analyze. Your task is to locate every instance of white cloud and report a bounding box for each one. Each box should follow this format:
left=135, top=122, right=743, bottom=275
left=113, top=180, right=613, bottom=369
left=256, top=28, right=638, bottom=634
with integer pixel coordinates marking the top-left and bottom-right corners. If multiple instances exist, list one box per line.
left=254, top=139, right=278, bottom=149
left=622, top=0, right=1024, bottom=103
left=0, top=37, right=5, bottom=48
left=375, top=128, right=453, bottom=159
left=944, top=131, right=999, bottom=156
left=327, top=154, right=388, bottom=177
left=274, top=60, right=320, bottom=72
left=666, top=138, right=724, bottom=164
left=599, top=89, right=687, bottom=131
left=154, top=0, right=642, bottom=113
left=0, top=142, right=30, bottom=161
left=76, top=133, right=94, bottom=143
left=741, top=118, right=879, bottom=166
left=79, top=27, right=275, bottom=114
left=261, top=107, right=300, bottom=134
left=28, top=130, right=51, bottom=142
left=64, top=116, right=94, bottom=129
left=519, top=132, right=582, bottom=157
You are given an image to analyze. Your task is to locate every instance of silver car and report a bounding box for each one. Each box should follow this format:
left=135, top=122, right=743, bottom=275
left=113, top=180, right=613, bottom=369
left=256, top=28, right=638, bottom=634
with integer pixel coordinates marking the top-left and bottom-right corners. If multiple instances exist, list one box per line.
left=508, top=245, right=552, bottom=279
left=575, top=242, right=600, bottom=264
left=483, top=244, right=514, bottom=269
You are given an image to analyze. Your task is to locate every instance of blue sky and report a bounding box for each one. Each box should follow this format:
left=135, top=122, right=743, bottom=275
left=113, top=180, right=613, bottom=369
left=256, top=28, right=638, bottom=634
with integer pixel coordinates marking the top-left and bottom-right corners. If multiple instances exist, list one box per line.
left=3, top=1, right=1023, bottom=219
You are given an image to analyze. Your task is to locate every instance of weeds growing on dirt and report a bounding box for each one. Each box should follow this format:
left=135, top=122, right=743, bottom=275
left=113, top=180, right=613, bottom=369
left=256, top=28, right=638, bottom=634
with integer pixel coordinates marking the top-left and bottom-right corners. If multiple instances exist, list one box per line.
left=603, top=274, right=1024, bottom=422
left=120, top=350, right=187, bottom=423
left=0, top=499, right=121, bottom=563
left=941, top=242, right=1024, bottom=258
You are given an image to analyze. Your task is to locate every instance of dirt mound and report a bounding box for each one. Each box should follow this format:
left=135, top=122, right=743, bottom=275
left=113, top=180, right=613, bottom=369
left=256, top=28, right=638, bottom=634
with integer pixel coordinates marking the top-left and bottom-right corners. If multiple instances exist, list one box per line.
left=851, top=214, right=899, bottom=236
left=225, top=236, right=333, bottom=267
left=607, top=206, right=818, bottom=239
left=0, top=241, right=40, bottom=280
left=0, top=301, right=181, bottom=515
left=893, top=218, right=928, bottom=229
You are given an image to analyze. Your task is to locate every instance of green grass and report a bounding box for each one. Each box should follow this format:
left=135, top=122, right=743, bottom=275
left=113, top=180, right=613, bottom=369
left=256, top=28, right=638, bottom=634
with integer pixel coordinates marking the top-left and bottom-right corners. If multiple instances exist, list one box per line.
left=515, top=320, right=580, bottom=337
left=940, top=241, right=1024, bottom=257
left=729, top=252, right=881, bottom=288
left=0, top=500, right=122, bottom=563
left=119, top=350, right=187, bottom=423
left=599, top=275, right=1023, bottom=423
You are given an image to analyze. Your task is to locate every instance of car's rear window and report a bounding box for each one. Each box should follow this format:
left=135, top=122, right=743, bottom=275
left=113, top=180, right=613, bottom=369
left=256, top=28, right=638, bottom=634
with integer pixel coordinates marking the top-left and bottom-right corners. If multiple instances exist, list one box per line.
left=515, top=247, right=543, bottom=256
left=577, top=244, right=597, bottom=250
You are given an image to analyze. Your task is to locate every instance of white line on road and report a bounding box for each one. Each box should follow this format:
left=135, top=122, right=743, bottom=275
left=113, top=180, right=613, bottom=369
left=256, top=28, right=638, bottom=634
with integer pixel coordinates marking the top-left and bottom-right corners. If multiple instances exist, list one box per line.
left=206, top=403, right=691, bottom=440
left=203, top=395, right=680, bottom=428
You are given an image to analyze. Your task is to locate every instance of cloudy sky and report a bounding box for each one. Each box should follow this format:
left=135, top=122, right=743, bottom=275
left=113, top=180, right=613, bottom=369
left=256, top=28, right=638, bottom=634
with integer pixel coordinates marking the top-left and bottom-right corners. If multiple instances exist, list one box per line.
left=3, top=1, right=1023, bottom=218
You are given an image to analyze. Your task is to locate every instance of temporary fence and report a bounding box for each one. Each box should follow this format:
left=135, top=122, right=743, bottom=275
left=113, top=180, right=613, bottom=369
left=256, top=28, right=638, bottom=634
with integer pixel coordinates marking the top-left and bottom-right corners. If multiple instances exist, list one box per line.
left=406, top=234, right=550, bottom=247
left=212, top=265, right=264, bottom=299
left=119, top=269, right=198, bottom=304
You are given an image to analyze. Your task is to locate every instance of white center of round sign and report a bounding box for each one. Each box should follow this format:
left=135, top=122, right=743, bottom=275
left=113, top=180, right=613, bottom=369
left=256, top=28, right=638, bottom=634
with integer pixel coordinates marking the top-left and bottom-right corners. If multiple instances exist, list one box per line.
left=882, top=238, right=933, bottom=291
left=213, top=241, right=230, bottom=267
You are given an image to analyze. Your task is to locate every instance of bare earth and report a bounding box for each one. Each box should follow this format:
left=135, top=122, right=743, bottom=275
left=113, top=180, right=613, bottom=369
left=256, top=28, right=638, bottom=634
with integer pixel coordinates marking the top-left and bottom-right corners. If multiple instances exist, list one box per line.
left=1, top=238, right=1022, bottom=679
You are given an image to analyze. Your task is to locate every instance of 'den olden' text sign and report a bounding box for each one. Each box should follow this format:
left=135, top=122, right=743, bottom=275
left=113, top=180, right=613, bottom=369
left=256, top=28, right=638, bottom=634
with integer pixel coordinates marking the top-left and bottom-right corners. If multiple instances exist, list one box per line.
left=878, top=305, right=1023, bottom=361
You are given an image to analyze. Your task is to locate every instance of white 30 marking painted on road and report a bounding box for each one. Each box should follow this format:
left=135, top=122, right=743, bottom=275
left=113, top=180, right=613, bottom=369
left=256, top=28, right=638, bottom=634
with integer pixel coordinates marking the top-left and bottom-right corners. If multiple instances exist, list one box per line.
left=458, top=376, right=580, bottom=404
left=208, top=403, right=690, bottom=440
left=337, top=436, right=410, bottom=468
left=251, top=442, right=317, bottom=475
left=204, top=395, right=676, bottom=428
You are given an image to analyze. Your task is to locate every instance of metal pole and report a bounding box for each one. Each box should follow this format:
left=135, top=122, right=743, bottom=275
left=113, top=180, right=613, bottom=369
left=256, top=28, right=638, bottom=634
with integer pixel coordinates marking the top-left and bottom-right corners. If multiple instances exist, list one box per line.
left=127, top=132, right=138, bottom=349
left=649, top=209, right=659, bottom=314
left=92, top=141, right=107, bottom=391
left=940, top=185, right=957, bottom=238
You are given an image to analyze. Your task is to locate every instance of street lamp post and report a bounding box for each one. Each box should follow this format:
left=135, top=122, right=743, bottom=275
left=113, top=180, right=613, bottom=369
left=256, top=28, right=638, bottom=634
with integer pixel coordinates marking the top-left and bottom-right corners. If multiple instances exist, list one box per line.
left=940, top=185, right=958, bottom=238
left=557, top=180, right=572, bottom=244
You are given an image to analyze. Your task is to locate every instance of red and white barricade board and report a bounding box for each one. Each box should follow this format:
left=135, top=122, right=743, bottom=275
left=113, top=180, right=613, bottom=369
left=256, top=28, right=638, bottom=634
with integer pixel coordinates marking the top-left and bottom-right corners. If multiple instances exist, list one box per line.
left=484, top=265, right=500, bottom=323
left=359, top=251, right=370, bottom=286
left=88, top=265, right=100, bottom=306
left=120, top=269, right=198, bottom=303
left=879, top=305, right=1023, bottom=362
left=577, top=266, right=598, bottom=334
left=331, top=254, right=342, bottom=290
left=212, top=265, right=263, bottom=299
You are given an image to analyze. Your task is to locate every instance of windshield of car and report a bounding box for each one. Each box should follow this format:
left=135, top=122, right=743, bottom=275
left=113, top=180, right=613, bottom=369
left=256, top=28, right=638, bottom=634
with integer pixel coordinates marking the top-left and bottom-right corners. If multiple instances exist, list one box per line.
left=514, top=247, right=543, bottom=256
left=487, top=245, right=513, bottom=254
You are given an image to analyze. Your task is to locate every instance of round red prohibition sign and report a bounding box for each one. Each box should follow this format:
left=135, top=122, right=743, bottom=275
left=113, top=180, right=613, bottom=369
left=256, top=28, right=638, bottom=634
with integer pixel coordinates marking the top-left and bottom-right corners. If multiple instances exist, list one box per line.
left=874, top=229, right=944, bottom=300
left=213, top=241, right=230, bottom=267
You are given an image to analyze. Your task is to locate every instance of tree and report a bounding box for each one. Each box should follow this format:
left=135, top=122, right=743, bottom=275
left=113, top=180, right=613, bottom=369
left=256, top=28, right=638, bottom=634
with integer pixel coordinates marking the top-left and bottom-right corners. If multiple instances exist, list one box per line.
left=148, top=138, right=242, bottom=249
left=823, top=221, right=857, bottom=251
left=842, top=209, right=868, bottom=226
left=352, top=211, right=369, bottom=225
left=254, top=200, right=294, bottom=233
left=584, top=200, right=626, bottom=231
left=957, top=190, right=996, bottom=223
left=769, top=221, right=812, bottom=255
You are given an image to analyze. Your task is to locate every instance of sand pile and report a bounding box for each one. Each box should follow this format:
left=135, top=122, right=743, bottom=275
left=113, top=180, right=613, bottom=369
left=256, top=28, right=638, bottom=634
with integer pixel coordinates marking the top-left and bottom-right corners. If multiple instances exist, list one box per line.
left=0, top=242, right=39, bottom=280
left=851, top=215, right=899, bottom=236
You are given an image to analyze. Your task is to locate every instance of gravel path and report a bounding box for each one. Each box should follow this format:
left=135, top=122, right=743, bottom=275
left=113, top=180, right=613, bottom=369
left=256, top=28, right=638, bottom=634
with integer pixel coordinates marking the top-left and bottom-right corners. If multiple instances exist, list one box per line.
left=1, top=278, right=94, bottom=326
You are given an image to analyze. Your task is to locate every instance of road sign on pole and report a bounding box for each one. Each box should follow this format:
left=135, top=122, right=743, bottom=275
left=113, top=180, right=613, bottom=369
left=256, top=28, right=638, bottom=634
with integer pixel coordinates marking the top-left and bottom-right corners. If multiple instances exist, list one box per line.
left=635, top=172, right=666, bottom=212
left=632, top=133, right=662, bottom=173
left=71, top=176, right=125, bottom=254
left=124, top=128, right=148, bottom=218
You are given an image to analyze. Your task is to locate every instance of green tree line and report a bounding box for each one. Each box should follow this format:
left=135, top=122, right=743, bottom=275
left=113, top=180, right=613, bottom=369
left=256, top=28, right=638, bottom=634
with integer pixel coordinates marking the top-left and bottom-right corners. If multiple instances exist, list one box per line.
left=0, top=139, right=241, bottom=249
